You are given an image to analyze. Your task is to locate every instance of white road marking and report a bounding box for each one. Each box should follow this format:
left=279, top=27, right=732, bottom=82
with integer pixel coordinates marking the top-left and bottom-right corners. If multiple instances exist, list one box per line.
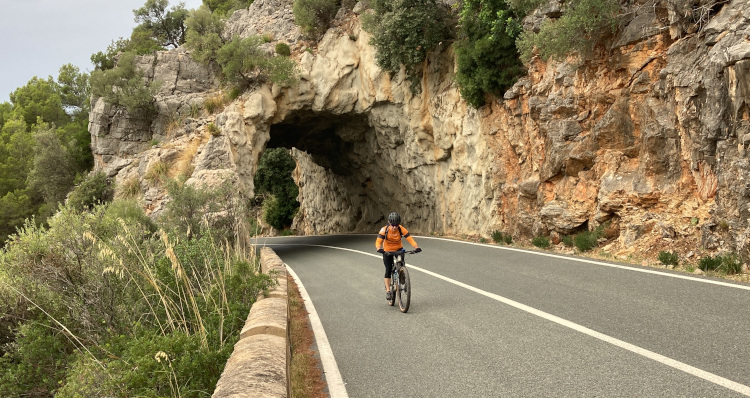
left=287, top=265, right=349, bottom=398
left=262, top=242, right=750, bottom=396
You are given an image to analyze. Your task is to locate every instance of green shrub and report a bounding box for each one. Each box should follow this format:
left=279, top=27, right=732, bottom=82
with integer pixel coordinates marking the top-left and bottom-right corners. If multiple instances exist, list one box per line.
left=90, top=52, right=158, bottom=117
left=184, top=5, right=225, bottom=64
left=698, top=255, right=723, bottom=272
left=516, top=0, right=620, bottom=62
left=208, top=122, right=221, bottom=136
left=66, top=171, right=114, bottom=211
left=0, top=188, right=272, bottom=396
left=262, top=195, right=299, bottom=231
left=0, top=322, right=74, bottom=397
left=216, top=36, right=298, bottom=90
left=561, top=235, right=574, bottom=247
left=161, top=179, right=246, bottom=243
left=293, top=0, right=340, bottom=38
left=275, top=42, right=292, bottom=56
left=491, top=230, right=513, bottom=245
left=506, top=0, right=546, bottom=16
left=658, top=251, right=679, bottom=266
left=573, top=230, right=598, bottom=252
left=699, top=253, right=743, bottom=275
left=721, top=254, right=744, bottom=275
left=227, top=86, right=242, bottom=101
left=362, top=0, right=452, bottom=92
left=203, top=0, right=253, bottom=16
left=455, top=0, right=526, bottom=107
left=532, top=236, right=550, bottom=249
left=491, top=230, right=504, bottom=243
left=255, top=148, right=300, bottom=230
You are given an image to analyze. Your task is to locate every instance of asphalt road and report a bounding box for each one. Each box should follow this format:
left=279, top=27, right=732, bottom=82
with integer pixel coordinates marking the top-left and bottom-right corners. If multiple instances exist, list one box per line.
left=252, top=234, right=750, bottom=397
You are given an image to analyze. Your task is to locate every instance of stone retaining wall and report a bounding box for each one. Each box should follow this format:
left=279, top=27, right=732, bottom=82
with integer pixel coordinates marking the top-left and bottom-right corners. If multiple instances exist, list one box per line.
left=212, top=247, right=290, bottom=398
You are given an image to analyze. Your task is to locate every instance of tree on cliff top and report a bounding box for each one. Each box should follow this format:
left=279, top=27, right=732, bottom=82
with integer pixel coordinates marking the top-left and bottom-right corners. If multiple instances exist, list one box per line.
left=362, top=0, right=453, bottom=93
left=133, top=0, right=189, bottom=49
left=454, top=0, right=528, bottom=108
left=203, top=0, right=253, bottom=16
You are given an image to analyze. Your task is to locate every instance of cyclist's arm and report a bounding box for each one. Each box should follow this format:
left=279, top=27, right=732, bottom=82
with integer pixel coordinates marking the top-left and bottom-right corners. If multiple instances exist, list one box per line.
left=401, top=226, right=419, bottom=249
left=375, top=227, right=386, bottom=250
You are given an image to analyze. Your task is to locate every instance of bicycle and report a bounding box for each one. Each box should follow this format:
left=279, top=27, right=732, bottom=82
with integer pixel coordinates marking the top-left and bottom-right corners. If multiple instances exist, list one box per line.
left=384, top=250, right=417, bottom=313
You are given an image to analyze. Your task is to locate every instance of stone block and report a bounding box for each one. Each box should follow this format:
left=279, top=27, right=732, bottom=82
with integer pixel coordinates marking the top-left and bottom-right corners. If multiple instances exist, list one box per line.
left=240, top=297, right=288, bottom=340
left=212, top=334, right=287, bottom=398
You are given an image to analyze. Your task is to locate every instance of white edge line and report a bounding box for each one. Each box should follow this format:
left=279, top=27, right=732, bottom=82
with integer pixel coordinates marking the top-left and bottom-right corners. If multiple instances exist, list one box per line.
left=286, top=265, right=349, bottom=398
left=253, top=234, right=750, bottom=291
left=272, top=243, right=750, bottom=396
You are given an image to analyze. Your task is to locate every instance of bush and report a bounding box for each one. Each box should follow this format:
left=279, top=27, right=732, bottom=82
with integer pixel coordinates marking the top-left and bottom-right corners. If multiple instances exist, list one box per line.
left=362, top=0, right=452, bottom=92
left=455, top=0, right=526, bottom=107
left=90, top=52, right=158, bottom=117
left=203, top=0, right=253, bottom=16
left=561, top=235, right=574, bottom=247
left=0, top=189, right=272, bottom=396
left=491, top=230, right=513, bottom=245
left=532, top=236, right=550, bottom=249
left=698, top=253, right=743, bottom=275
left=516, top=0, right=620, bottom=62
left=658, top=251, right=679, bottom=266
left=184, top=6, right=225, bottom=64
left=698, top=255, right=723, bottom=272
left=66, top=171, right=114, bottom=211
left=573, top=230, right=598, bottom=252
left=293, top=0, right=340, bottom=38
left=208, top=122, right=221, bottom=136
left=0, top=322, right=74, bottom=397
left=491, top=230, right=504, bottom=243
left=217, top=36, right=298, bottom=90
left=161, top=179, right=246, bottom=243
left=255, top=148, right=300, bottom=230
left=275, top=42, right=291, bottom=56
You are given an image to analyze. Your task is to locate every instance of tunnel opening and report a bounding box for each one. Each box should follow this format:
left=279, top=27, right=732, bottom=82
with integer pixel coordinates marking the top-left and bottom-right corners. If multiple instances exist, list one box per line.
left=264, top=110, right=387, bottom=234
left=267, top=111, right=370, bottom=176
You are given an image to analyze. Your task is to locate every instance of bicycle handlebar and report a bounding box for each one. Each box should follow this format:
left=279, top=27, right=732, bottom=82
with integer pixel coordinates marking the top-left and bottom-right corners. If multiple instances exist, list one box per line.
left=383, top=250, right=419, bottom=255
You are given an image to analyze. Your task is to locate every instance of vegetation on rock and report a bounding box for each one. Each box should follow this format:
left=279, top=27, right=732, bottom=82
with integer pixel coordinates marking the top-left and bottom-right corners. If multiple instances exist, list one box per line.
left=362, top=0, right=452, bottom=92
left=254, top=148, right=300, bottom=231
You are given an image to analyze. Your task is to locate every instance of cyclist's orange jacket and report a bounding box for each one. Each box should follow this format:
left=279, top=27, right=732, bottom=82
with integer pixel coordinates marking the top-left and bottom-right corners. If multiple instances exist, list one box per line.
left=375, top=224, right=418, bottom=252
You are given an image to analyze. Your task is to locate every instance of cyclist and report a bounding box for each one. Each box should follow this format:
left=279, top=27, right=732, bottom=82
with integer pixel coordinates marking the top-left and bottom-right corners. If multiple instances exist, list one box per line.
left=375, top=212, right=422, bottom=301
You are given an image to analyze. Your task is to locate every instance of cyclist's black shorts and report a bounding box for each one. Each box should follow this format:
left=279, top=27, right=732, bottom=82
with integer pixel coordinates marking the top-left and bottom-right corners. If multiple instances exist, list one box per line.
left=382, top=249, right=403, bottom=278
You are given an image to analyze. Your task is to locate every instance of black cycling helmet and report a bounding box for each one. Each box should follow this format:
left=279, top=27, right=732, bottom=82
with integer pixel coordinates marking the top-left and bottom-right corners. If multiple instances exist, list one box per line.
left=388, top=212, right=401, bottom=225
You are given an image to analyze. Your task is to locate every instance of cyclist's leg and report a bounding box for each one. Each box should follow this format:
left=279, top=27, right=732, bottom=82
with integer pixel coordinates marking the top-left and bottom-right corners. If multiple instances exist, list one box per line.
left=383, top=254, right=394, bottom=293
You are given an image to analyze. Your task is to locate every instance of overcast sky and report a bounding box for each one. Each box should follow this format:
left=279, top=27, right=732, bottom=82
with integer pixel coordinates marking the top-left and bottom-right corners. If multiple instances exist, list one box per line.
left=0, top=0, right=203, bottom=103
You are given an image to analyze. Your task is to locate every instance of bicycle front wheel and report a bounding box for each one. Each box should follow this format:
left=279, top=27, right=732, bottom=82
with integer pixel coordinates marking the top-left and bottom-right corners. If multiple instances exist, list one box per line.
left=388, top=272, right=397, bottom=306
left=397, top=267, right=411, bottom=313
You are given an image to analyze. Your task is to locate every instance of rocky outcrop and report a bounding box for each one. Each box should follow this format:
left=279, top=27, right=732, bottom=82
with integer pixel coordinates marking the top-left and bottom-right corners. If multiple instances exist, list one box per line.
left=90, top=0, right=750, bottom=261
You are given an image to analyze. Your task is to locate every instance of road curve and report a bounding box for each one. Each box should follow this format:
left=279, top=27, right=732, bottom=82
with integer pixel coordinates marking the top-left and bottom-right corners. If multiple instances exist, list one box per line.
left=252, top=234, right=750, bottom=397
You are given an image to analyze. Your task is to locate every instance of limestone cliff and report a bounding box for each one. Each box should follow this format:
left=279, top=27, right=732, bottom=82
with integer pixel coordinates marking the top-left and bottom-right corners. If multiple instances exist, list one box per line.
left=90, top=0, right=750, bottom=264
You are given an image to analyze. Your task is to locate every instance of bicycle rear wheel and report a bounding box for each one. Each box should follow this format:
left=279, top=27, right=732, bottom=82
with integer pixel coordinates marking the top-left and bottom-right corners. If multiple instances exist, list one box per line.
left=397, top=267, right=411, bottom=313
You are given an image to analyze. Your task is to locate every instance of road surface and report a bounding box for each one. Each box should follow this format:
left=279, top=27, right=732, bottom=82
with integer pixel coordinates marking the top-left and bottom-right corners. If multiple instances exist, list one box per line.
left=252, top=234, right=750, bottom=397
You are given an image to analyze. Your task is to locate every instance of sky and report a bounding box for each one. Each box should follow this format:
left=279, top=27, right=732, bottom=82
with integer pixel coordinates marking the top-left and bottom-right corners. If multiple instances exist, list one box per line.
left=0, top=0, right=204, bottom=103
